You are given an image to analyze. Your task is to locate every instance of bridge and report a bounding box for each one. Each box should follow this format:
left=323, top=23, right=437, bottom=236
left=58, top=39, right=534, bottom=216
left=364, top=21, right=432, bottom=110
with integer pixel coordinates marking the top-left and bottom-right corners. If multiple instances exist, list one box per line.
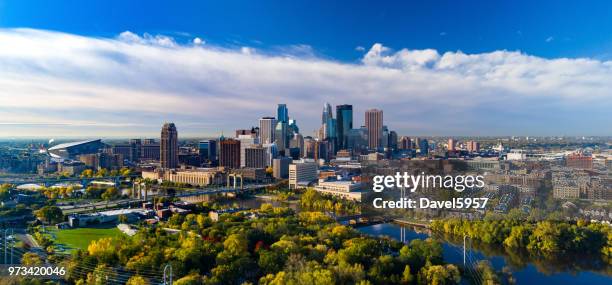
left=1, top=175, right=139, bottom=188
left=59, top=183, right=272, bottom=214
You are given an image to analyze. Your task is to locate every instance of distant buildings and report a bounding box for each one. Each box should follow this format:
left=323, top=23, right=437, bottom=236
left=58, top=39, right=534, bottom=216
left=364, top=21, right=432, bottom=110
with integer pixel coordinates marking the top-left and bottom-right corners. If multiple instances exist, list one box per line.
left=78, top=153, right=123, bottom=170
left=160, top=123, right=179, bottom=169
left=365, top=109, right=383, bottom=150
left=447, top=138, right=456, bottom=151
left=565, top=153, right=593, bottom=169
left=466, top=140, right=480, bottom=153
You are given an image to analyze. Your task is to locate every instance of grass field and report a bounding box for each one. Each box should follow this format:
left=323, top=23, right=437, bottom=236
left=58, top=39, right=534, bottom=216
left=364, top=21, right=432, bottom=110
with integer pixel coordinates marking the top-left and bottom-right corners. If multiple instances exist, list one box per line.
left=48, top=224, right=123, bottom=252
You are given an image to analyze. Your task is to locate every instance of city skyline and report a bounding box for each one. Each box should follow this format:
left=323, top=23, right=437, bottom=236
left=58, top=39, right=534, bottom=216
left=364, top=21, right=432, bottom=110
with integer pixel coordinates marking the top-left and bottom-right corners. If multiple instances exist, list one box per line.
left=1, top=2, right=611, bottom=137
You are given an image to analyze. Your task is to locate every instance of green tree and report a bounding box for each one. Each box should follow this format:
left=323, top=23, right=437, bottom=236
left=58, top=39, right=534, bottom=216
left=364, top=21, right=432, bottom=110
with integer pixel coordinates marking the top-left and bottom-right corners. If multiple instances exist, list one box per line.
left=35, top=205, right=63, bottom=225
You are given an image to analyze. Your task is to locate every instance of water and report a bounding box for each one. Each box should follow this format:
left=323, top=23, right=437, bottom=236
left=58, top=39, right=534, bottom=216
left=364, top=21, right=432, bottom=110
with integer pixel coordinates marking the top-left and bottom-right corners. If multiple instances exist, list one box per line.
left=358, top=223, right=612, bottom=285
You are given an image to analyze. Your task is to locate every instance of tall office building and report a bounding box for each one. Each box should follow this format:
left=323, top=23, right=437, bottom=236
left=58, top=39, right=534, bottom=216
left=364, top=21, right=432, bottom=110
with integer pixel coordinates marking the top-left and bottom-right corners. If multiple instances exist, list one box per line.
left=336, top=104, right=353, bottom=150
left=290, top=133, right=304, bottom=157
left=419, top=139, right=429, bottom=156
left=238, top=134, right=258, bottom=167
left=274, top=121, right=288, bottom=152
left=160, top=123, right=179, bottom=169
left=198, top=140, right=217, bottom=163
left=399, top=136, right=411, bottom=149
left=448, top=138, right=456, bottom=151
left=388, top=131, right=398, bottom=150
left=259, top=117, right=277, bottom=144
left=365, top=109, right=383, bottom=150
left=466, top=141, right=480, bottom=153
left=245, top=146, right=267, bottom=168
left=219, top=139, right=241, bottom=169
left=273, top=157, right=292, bottom=179
left=277, top=104, right=289, bottom=123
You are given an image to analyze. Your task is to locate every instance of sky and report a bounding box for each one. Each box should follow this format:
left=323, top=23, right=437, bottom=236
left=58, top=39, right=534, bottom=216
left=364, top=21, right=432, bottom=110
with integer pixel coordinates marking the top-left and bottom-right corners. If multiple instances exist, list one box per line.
left=0, top=0, right=611, bottom=138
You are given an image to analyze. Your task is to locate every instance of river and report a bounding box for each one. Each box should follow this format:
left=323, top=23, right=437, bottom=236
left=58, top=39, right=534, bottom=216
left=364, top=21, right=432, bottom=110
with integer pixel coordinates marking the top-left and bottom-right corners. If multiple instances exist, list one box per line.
left=357, top=223, right=611, bottom=285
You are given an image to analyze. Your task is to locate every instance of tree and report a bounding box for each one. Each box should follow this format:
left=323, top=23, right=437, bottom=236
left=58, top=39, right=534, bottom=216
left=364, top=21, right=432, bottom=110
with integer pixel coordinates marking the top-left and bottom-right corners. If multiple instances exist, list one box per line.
left=81, top=169, right=94, bottom=178
left=223, top=233, right=249, bottom=257
left=126, top=275, right=150, bottom=285
left=402, top=265, right=414, bottom=284
left=35, top=206, right=63, bottom=225
left=101, top=187, right=119, bottom=201
left=21, top=252, right=43, bottom=265
left=174, top=273, right=203, bottom=285
left=418, top=264, right=460, bottom=285
left=118, top=214, right=129, bottom=224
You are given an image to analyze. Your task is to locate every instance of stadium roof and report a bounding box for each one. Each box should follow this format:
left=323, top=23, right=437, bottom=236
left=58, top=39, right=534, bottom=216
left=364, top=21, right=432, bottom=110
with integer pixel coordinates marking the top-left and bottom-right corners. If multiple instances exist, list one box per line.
left=48, top=139, right=102, bottom=151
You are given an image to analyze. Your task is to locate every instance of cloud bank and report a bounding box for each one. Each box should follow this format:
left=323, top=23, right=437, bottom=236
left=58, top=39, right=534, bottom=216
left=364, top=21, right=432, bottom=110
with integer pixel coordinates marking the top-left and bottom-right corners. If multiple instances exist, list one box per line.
left=0, top=28, right=610, bottom=137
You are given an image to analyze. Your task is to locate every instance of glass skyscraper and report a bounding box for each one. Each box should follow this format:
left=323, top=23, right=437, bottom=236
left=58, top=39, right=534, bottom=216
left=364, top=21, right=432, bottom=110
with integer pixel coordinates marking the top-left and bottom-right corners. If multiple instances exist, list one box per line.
left=335, top=104, right=353, bottom=150
left=277, top=104, right=289, bottom=123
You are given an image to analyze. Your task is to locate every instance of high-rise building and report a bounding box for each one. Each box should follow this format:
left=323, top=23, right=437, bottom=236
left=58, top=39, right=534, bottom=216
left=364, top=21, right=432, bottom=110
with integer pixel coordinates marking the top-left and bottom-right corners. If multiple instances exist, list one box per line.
left=198, top=140, right=217, bottom=163
left=365, top=109, right=383, bottom=149
left=336, top=105, right=353, bottom=150
left=448, top=138, right=456, bottom=151
left=238, top=134, right=258, bottom=167
left=160, top=123, right=179, bottom=169
left=219, top=139, right=241, bottom=169
left=259, top=117, right=277, bottom=144
left=274, top=121, right=288, bottom=152
left=400, top=136, right=411, bottom=149
left=388, top=131, right=398, bottom=150
left=277, top=104, right=289, bottom=123
left=321, top=103, right=336, bottom=140
left=290, top=133, right=304, bottom=157
left=419, top=138, right=429, bottom=156
left=273, top=157, right=292, bottom=179
left=245, top=146, right=267, bottom=168
left=466, top=141, right=480, bottom=153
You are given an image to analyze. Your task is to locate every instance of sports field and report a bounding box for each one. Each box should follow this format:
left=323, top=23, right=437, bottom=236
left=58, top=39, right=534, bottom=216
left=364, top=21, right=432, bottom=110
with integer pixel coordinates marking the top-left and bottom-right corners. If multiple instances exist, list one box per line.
left=48, top=225, right=122, bottom=252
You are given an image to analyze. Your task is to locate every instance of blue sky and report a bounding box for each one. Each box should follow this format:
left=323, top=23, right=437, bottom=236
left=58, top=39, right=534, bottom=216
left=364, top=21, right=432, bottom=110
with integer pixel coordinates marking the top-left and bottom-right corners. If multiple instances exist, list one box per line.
left=0, top=1, right=611, bottom=137
left=2, top=0, right=612, bottom=60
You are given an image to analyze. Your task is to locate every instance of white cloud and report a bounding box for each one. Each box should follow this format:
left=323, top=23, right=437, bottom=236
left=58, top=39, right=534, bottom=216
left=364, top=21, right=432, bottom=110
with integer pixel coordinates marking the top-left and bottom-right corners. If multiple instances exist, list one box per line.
left=546, top=36, right=554, bottom=42
left=355, top=46, right=366, bottom=52
left=193, top=37, right=204, bottom=45
left=0, top=29, right=610, bottom=137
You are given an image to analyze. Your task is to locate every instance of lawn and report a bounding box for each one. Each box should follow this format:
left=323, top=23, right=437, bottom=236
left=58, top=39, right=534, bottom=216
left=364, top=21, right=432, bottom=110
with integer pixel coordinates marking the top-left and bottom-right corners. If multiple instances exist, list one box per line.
left=48, top=224, right=123, bottom=252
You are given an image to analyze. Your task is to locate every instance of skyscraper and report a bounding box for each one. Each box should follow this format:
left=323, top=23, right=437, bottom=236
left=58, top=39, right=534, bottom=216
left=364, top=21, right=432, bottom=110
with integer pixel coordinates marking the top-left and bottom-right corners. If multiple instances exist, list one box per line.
left=238, top=134, right=258, bottom=167
left=336, top=104, right=353, bottom=150
left=219, top=139, right=241, bottom=169
left=419, top=138, right=429, bottom=156
left=321, top=103, right=336, bottom=141
left=160, top=122, right=178, bottom=169
left=199, top=140, right=217, bottom=165
left=259, top=117, right=277, bottom=144
left=274, top=121, right=288, bottom=152
left=448, top=138, right=456, bottom=151
left=277, top=104, right=289, bottom=123
left=365, top=109, right=383, bottom=150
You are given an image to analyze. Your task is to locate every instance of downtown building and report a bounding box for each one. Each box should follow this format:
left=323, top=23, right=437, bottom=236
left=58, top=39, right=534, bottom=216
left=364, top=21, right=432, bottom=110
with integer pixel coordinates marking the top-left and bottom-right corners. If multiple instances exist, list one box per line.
left=219, top=138, right=241, bottom=169
left=365, top=109, right=383, bottom=150
left=160, top=123, right=179, bottom=169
